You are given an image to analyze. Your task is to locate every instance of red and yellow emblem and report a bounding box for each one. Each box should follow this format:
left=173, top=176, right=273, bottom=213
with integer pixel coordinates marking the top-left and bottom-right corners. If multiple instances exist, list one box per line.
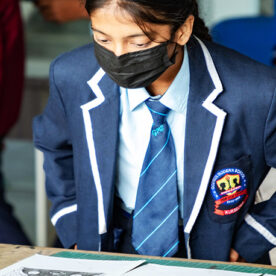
left=211, top=168, right=248, bottom=216
left=216, top=174, right=241, bottom=196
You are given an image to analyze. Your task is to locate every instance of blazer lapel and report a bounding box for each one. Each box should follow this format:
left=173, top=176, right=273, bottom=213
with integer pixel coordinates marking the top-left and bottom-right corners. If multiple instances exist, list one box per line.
left=81, top=68, right=120, bottom=236
left=183, top=38, right=227, bottom=241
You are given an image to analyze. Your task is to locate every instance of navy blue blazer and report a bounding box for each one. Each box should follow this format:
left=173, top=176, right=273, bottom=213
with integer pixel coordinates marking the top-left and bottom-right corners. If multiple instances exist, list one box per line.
left=33, top=37, right=276, bottom=262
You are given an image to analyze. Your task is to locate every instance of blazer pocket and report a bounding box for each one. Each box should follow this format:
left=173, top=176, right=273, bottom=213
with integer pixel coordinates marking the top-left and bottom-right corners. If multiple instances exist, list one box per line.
left=206, top=155, right=252, bottom=224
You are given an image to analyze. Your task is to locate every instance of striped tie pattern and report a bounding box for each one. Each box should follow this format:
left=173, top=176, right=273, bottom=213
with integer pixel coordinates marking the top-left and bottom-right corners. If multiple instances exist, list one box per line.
left=132, top=99, right=179, bottom=257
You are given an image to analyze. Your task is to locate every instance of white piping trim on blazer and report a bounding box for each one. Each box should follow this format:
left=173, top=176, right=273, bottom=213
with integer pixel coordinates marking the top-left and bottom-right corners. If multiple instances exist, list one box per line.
left=245, top=214, right=276, bottom=245
left=184, top=38, right=227, bottom=257
left=81, top=68, right=107, bottom=235
left=51, top=204, right=78, bottom=226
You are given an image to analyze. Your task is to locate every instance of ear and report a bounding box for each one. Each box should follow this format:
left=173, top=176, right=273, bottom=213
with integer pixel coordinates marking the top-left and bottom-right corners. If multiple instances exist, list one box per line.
left=174, top=15, right=195, bottom=45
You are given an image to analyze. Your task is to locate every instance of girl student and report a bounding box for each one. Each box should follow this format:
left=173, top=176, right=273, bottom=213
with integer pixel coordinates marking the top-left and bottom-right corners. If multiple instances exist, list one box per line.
left=33, top=0, right=276, bottom=263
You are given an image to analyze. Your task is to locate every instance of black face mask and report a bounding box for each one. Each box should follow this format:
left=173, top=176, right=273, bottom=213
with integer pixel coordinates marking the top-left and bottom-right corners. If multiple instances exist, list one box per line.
left=93, top=40, right=177, bottom=88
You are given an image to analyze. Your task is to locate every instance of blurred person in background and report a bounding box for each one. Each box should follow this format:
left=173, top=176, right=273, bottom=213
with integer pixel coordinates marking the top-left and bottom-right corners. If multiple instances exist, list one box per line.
left=35, top=0, right=89, bottom=23
left=0, top=0, right=30, bottom=245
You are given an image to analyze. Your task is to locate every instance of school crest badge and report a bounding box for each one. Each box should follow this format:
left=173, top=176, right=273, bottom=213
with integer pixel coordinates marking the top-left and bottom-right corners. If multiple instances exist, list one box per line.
left=210, top=168, right=248, bottom=216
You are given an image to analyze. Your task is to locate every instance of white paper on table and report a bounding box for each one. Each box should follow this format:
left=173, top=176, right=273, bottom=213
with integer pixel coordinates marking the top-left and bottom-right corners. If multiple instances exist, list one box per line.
left=125, top=263, right=263, bottom=276
left=0, top=254, right=145, bottom=276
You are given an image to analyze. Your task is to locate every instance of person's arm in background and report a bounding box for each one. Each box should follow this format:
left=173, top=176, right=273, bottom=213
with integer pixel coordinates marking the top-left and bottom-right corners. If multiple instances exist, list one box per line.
left=0, top=0, right=30, bottom=246
left=0, top=0, right=24, bottom=138
left=35, top=0, right=89, bottom=23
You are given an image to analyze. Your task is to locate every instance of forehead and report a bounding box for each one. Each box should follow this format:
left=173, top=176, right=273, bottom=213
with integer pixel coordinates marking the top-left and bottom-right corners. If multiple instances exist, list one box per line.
left=90, top=4, right=171, bottom=39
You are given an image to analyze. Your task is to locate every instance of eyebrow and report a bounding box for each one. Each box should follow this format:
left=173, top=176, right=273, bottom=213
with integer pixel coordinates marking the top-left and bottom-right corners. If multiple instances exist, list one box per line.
left=91, top=26, right=147, bottom=38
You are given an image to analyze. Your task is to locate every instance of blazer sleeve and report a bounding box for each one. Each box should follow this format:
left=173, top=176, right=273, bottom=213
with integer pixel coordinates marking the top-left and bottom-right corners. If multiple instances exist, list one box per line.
left=0, top=0, right=24, bottom=136
left=33, top=59, right=77, bottom=248
left=233, top=88, right=276, bottom=263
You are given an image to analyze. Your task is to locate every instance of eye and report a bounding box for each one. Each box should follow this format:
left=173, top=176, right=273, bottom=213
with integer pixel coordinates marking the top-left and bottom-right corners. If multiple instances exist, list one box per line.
left=98, top=39, right=110, bottom=44
left=132, top=42, right=151, bottom=48
left=136, top=43, right=148, bottom=48
left=94, top=36, right=110, bottom=44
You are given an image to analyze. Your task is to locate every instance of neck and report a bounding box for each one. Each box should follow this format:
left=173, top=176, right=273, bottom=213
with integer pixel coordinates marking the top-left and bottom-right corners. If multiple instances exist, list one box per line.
left=146, top=45, right=184, bottom=96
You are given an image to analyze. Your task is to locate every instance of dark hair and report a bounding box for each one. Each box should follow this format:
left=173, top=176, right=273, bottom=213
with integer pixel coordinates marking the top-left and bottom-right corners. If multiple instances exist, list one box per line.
left=85, top=0, right=211, bottom=41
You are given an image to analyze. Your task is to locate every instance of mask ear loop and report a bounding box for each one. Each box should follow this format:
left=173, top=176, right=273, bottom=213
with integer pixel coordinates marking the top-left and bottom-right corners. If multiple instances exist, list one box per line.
left=168, top=23, right=187, bottom=63
left=169, top=42, right=178, bottom=63
left=166, top=29, right=179, bottom=63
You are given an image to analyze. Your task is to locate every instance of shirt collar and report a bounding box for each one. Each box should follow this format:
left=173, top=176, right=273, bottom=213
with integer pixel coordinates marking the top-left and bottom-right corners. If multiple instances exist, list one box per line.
left=127, top=87, right=150, bottom=111
left=127, top=45, right=189, bottom=113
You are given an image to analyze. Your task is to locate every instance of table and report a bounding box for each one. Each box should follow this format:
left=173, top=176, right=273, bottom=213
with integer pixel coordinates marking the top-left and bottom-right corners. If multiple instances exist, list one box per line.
left=1, top=244, right=276, bottom=274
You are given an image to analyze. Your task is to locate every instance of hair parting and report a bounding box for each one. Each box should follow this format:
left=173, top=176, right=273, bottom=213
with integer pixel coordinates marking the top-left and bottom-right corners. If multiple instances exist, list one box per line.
left=85, top=0, right=211, bottom=42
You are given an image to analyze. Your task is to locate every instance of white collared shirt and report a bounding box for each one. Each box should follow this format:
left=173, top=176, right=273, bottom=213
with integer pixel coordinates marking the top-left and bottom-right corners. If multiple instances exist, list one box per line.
left=116, top=46, right=190, bottom=218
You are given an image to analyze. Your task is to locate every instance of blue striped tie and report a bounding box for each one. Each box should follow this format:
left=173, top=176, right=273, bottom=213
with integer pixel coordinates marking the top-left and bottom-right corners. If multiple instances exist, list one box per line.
left=132, top=99, right=179, bottom=257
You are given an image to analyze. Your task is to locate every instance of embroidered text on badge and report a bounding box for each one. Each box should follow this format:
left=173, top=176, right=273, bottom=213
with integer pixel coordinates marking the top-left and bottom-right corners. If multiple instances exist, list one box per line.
left=211, top=168, right=248, bottom=216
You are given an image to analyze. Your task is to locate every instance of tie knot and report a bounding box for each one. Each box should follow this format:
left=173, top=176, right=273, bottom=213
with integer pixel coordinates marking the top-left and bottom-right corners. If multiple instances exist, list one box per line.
left=145, top=100, right=170, bottom=125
